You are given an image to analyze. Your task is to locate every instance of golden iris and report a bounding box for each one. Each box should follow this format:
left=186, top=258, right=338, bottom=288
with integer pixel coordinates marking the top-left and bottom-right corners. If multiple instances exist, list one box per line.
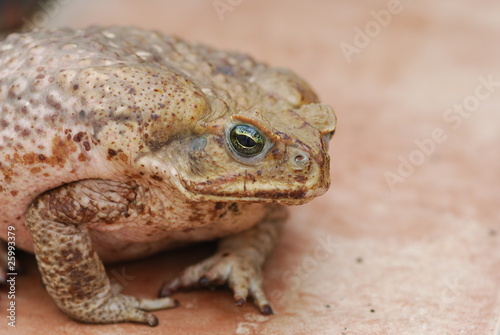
left=229, top=125, right=265, bottom=157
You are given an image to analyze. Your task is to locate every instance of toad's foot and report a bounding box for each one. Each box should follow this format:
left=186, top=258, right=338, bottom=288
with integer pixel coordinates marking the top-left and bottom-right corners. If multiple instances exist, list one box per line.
left=160, top=248, right=274, bottom=315
left=25, top=179, right=178, bottom=326
left=159, top=204, right=287, bottom=315
left=72, top=292, right=177, bottom=326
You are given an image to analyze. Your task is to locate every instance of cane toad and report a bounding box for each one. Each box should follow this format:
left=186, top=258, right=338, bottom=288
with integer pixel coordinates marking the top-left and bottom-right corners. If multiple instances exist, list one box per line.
left=0, top=26, right=336, bottom=326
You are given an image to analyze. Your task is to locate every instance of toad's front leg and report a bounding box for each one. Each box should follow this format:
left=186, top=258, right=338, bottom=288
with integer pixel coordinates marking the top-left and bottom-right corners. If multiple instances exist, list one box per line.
left=25, top=180, right=177, bottom=326
left=159, top=204, right=287, bottom=315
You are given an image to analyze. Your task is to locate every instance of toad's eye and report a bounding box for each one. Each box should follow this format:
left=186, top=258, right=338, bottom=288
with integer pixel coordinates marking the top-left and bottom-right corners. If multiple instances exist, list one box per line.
left=229, top=124, right=265, bottom=157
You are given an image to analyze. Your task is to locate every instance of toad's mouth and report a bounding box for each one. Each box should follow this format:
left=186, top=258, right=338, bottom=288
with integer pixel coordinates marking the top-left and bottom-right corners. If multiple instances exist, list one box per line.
left=173, top=172, right=330, bottom=206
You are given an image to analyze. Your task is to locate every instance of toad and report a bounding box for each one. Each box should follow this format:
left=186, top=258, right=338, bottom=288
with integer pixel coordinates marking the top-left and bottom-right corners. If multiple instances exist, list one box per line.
left=0, top=26, right=336, bottom=326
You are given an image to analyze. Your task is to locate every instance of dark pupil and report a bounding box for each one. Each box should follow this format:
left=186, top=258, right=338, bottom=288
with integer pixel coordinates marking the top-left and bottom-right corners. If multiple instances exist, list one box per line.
left=237, top=134, right=256, bottom=148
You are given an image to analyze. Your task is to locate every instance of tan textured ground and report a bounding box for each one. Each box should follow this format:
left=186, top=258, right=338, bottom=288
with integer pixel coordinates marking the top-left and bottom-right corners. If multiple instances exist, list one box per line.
left=1, top=1, right=499, bottom=334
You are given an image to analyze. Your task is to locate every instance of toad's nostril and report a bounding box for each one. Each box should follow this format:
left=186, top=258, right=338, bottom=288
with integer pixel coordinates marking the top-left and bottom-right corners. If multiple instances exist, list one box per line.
left=295, top=155, right=306, bottom=163
left=293, top=153, right=309, bottom=170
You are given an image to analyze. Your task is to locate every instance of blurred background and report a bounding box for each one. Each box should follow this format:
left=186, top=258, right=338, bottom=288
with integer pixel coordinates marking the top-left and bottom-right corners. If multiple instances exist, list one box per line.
left=0, top=0, right=499, bottom=334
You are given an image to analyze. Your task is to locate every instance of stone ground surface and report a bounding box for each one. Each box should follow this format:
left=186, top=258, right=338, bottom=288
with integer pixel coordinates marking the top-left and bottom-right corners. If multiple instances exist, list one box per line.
left=0, top=0, right=499, bottom=334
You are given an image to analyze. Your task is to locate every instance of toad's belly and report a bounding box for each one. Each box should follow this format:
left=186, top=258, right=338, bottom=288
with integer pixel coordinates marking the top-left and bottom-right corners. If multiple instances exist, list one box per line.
left=90, top=202, right=267, bottom=263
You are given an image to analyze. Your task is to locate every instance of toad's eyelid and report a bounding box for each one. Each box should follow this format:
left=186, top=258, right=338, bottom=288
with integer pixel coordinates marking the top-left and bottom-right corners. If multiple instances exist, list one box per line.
left=230, top=115, right=280, bottom=142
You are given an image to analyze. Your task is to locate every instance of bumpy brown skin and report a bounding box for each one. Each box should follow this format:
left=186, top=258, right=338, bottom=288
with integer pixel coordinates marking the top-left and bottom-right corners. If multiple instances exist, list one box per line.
left=0, top=27, right=336, bottom=325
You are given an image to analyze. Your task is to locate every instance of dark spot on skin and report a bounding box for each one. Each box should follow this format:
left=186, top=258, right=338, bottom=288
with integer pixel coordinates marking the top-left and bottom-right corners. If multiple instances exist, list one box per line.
left=129, top=87, right=136, bottom=94
left=151, top=175, right=163, bottom=182
left=228, top=203, right=239, bottom=213
left=49, top=136, right=76, bottom=167
left=199, top=179, right=214, bottom=186
left=83, top=141, right=90, bottom=151
left=108, top=149, right=117, bottom=157
left=151, top=114, right=159, bottom=120
left=10, top=190, right=18, bottom=196
left=61, top=248, right=83, bottom=263
left=221, top=252, right=230, bottom=257
left=219, top=202, right=238, bottom=218
left=245, top=172, right=256, bottom=183
left=46, top=95, right=62, bottom=110
left=118, top=153, right=128, bottom=162
left=356, top=257, right=363, bottom=263
left=78, top=153, right=86, bottom=162
left=81, top=274, right=96, bottom=283
left=73, top=84, right=79, bottom=90
left=73, top=132, right=84, bottom=142
left=215, top=135, right=224, bottom=148
left=294, top=175, right=307, bottom=183
left=38, top=154, right=46, bottom=161
left=370, top=309, right=375, bottom=313
left=23, top=153, right=36, bottom=164
left=79, top=110, right=86, bottom=118
left=257, top=170, right=262, bottom=176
